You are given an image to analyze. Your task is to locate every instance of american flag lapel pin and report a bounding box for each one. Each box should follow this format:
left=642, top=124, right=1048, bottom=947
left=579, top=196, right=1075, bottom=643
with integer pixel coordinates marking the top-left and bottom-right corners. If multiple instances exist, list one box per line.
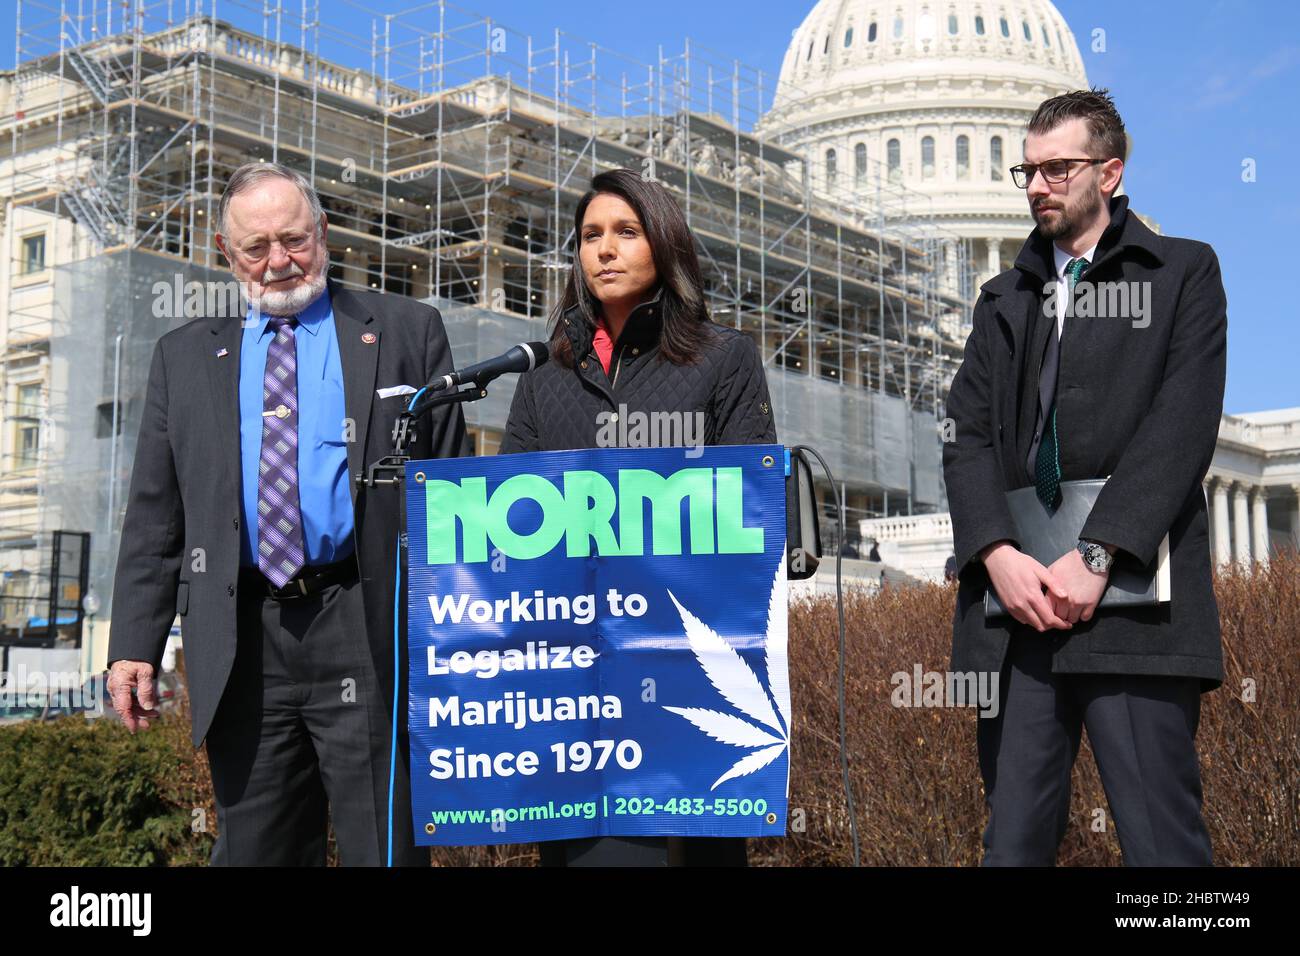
left=216, top=347, right=229, bottom=357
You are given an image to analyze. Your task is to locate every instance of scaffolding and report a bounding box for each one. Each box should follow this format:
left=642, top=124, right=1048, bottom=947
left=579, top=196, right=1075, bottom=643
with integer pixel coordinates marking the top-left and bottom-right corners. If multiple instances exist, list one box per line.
left=2, top=0, right=974, bottom=623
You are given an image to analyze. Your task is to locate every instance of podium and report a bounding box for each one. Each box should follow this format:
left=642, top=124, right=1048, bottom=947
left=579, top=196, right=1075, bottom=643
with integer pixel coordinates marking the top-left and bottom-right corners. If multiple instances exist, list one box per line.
left=396, top=444, right=792, bottom=860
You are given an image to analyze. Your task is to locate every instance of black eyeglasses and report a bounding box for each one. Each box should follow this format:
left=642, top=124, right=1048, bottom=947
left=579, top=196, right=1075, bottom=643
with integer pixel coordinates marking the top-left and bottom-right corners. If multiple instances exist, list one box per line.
left=1009, top=158, right=1106, bottom=189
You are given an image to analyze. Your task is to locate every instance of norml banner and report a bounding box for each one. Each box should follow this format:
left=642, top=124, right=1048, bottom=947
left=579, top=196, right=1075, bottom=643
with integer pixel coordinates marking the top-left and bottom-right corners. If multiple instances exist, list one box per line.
left=404, top=444, right=790, bottom=846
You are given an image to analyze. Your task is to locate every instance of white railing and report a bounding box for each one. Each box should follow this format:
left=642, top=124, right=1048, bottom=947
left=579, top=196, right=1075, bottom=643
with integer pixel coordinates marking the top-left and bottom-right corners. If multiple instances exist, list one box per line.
left=1219, top=413, right=1300, bottom=449
left=859, top=512, right=953, bottom=542
left=209, top=21, right=379, bottom=103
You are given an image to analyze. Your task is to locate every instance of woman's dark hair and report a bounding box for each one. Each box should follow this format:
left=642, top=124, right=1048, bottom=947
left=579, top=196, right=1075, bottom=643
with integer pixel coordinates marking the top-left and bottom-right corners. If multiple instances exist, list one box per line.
left=549, top=168, right=713, bottom=366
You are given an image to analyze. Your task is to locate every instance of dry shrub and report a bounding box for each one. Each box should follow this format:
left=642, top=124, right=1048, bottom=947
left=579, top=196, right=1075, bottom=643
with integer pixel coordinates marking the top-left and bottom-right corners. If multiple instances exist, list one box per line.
left=74, top=551, right=1296, bottom=866
left=749, top=550, right=1299, bottom=866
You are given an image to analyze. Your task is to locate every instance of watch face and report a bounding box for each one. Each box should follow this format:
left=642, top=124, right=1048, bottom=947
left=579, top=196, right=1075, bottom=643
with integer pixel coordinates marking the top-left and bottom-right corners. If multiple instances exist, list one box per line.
left=1079, top=541, right=1107, bottom=569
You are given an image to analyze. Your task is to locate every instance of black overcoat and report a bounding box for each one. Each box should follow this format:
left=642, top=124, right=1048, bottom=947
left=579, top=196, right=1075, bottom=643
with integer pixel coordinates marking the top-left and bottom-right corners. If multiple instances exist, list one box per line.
left=942, top=195, right=1228, bottom=691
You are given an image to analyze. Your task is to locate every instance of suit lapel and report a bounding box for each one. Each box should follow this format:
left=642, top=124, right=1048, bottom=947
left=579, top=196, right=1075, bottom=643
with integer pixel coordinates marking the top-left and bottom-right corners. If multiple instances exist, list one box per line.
left=1008, top=196, right=1151, bottom=473
left=1016, top=294, right=1055, bottom=477
left=330, top=283, right=378, bottom=507
left=205, top=315, right=245, bottom=502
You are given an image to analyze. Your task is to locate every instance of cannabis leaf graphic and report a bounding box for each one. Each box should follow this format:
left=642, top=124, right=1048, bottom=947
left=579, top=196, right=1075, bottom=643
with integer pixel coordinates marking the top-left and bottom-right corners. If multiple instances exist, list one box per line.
left=663, top=557, right=791, bottom=791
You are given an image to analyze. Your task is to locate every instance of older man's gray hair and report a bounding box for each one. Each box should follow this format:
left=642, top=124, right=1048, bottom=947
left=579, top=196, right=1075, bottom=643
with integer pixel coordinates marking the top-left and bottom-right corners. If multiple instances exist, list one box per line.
left=216, top=161, right=324, bottom=239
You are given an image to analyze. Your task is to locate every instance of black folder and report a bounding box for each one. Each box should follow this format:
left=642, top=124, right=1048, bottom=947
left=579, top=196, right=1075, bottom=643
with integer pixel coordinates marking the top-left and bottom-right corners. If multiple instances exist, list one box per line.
left=984, top=478, right=1170, bottom=619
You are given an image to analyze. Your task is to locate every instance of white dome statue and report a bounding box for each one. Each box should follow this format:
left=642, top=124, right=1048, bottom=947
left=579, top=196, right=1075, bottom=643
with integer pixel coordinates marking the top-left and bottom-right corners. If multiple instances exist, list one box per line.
left=760, top=0, right=1090, bottom=288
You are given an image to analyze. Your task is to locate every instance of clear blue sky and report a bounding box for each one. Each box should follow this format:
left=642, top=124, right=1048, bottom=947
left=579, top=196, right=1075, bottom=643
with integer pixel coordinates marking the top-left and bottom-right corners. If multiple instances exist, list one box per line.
left=3, top=0, right=1294, bottom=414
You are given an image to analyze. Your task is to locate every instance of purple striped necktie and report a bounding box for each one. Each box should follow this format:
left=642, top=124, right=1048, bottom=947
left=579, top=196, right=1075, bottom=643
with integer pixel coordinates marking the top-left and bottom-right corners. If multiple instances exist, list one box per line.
left=257, top=314, right=305, bottom=587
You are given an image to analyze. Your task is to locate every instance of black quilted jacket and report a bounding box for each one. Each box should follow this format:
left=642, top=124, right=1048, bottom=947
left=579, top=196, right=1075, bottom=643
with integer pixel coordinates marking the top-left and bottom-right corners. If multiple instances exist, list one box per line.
left=500, top=296, right=777, bottom=454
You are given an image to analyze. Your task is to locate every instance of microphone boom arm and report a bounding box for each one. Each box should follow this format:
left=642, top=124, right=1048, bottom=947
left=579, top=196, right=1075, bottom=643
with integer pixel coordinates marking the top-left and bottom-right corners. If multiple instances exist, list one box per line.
left=356, top=382, right=487, bottom=491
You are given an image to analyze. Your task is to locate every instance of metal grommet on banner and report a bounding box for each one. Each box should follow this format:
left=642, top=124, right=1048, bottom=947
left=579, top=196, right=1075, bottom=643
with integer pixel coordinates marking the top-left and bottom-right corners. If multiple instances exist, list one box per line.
left=766, top=812, right=777, bottom=825
left=414, top=471, right=426, bottom=483
left=424, top=822, right=436, bottom=835
left=761, top=455, right=775, bottom=468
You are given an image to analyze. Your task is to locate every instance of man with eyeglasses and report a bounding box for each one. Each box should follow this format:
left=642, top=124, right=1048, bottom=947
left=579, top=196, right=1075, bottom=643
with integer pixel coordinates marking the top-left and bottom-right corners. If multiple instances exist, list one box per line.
left=943, top=89, right=1226, bottom=865
left=107, top=162, right=468, bottom=865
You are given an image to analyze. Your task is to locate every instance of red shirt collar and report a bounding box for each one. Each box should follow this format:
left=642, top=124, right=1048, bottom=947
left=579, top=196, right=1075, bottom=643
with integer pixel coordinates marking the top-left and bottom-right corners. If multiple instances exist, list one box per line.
left=591, top=314, right=615, bottom=375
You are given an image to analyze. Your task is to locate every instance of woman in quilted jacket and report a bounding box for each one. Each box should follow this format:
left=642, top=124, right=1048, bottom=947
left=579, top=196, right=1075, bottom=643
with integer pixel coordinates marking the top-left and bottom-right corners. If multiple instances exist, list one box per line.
left=501, top=167, right=776, bottom=457
left=501, top=167, right=777, bottom=867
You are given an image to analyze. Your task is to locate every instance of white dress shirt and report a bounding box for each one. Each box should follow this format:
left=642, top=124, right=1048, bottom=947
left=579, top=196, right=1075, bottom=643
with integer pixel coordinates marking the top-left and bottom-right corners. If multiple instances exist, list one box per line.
left=1052, top=241, right=1098, bottom=337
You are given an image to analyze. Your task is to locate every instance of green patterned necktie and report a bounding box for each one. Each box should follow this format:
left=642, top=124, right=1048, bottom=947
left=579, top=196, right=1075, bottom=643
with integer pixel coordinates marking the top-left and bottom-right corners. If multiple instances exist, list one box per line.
left=1034, top=256, right=1089, bottom=508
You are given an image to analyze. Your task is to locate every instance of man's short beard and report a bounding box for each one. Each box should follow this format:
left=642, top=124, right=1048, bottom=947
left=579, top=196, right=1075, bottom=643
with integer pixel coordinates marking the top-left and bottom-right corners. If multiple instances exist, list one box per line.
left=1035, top=180, right=1103, bottom=241
left=248, top=267, right=327, bottom=316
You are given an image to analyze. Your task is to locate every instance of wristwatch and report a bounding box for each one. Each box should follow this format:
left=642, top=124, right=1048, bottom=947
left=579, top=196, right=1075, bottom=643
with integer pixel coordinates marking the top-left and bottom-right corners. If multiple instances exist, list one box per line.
left=1076, top=539, right=1114, bottom=573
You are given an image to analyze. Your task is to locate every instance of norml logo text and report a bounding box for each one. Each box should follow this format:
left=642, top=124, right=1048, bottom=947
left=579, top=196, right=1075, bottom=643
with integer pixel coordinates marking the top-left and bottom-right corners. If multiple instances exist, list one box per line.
left=424, top=467, right=763, bottom=564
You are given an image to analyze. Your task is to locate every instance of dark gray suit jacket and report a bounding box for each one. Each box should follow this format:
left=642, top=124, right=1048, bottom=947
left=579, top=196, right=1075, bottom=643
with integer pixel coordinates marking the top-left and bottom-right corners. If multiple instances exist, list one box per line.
left=109, top=279, right=468, bottom=746
left=942, top=195, right=1227, bottom=691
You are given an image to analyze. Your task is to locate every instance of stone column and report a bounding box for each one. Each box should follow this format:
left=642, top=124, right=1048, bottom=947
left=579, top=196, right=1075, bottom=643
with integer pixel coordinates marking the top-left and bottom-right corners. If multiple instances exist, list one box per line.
left=338, top=247, right=367, bottom=288
left=1203, top=479, right=1213, bottom=560
left=987, top=238, right=1002, bottom=284
left=1251, top=486, right=1270, bottom=566
left=1231, top=482, right=1251, bottom=566
left=409, top=262, right=431, bottom=300
left=481, top=219, right=506, bottom=310
left=1291, top=483, right=1300, bottom=556
left=1211, top=477, right=1232, bottom=567
left=944, top=239, right=959, bottom=295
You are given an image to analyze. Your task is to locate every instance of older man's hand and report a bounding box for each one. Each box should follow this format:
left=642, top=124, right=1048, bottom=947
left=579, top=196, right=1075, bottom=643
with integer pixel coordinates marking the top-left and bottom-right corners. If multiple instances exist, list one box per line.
left=107, top=660, right=161, bottom=732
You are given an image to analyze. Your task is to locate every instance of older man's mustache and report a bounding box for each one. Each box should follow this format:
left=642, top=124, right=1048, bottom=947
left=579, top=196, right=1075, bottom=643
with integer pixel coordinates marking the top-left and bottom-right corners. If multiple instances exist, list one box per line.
left=262, top=262, right=305, bottom=283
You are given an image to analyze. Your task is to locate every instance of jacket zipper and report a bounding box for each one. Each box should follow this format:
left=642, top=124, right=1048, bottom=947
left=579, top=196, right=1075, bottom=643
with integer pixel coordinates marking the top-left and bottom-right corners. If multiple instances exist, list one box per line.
left=610, top=346, right=625, bottom=389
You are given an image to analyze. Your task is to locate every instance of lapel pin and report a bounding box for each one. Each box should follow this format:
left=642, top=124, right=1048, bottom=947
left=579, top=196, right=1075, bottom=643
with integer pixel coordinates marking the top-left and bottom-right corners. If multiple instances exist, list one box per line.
left=216, top=347, right=229, bottom=357
left=362, top=332, right=377, bottom=344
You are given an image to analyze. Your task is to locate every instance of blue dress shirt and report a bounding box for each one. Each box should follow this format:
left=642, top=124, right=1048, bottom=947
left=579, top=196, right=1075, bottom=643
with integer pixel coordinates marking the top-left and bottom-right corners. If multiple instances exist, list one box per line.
left=238, top=289, right=355, bottom=567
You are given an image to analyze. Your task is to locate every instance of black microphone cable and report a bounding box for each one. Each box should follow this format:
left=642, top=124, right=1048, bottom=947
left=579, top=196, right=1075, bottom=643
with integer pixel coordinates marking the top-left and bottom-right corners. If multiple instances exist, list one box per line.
left=791, top=444, right=860, bottom=868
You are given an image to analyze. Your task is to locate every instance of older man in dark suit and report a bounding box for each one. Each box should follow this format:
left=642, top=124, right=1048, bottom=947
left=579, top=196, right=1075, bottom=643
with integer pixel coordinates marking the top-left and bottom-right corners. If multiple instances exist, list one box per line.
left=943, top=89, right=1226, bottom=866
left=106, top=162, right=467, bottom=865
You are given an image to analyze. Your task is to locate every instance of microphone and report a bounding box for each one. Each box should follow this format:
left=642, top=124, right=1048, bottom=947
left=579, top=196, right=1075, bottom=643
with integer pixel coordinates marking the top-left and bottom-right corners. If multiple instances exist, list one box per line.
left=426, top=341, right=549, bottom=393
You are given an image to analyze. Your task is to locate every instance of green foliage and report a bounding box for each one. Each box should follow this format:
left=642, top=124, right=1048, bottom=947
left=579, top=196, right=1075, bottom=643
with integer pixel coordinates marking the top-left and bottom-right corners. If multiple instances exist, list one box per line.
left=0, top=715, right=212, bottom=866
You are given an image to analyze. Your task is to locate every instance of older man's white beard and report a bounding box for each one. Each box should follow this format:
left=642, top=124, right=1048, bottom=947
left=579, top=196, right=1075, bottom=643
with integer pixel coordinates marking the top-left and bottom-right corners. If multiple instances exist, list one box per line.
left=248, top=267, right=327, bottom=317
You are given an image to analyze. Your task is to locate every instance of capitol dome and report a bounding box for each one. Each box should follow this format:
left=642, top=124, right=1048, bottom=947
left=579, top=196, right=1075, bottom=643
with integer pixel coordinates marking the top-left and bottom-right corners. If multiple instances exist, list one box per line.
left=761, top=0, right=1089, bottom=287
